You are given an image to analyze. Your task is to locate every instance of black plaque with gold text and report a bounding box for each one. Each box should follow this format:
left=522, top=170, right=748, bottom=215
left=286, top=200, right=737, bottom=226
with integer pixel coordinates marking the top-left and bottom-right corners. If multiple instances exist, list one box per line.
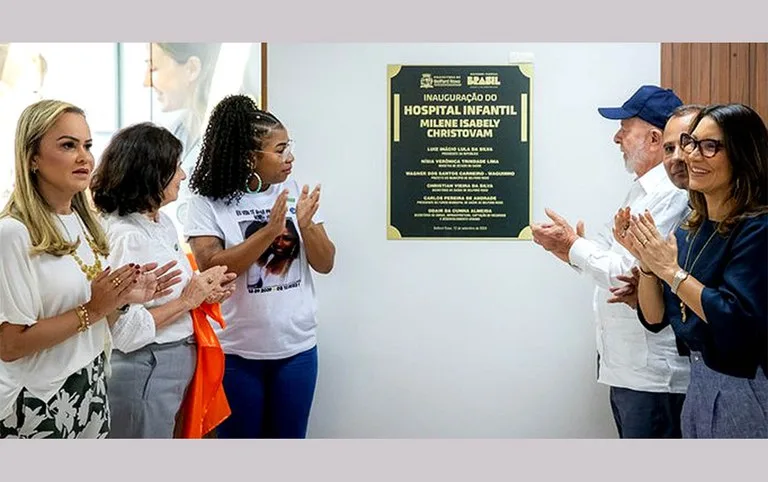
left=387, top=65, right=533, bottom=239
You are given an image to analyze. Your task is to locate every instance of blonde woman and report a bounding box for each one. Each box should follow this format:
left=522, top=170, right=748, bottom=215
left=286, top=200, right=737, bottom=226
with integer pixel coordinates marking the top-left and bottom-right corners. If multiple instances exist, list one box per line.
left=0, top=100, right=149, bottom=438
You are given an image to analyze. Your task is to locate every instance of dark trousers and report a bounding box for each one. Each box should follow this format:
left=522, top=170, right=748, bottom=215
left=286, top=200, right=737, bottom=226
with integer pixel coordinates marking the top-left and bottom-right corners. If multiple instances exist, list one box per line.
left=609, top=386, right=685, bottom=438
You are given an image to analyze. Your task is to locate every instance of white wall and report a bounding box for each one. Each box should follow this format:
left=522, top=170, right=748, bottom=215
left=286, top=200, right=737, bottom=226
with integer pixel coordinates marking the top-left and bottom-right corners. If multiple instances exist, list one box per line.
left=267, top=43, right=661, bottom=437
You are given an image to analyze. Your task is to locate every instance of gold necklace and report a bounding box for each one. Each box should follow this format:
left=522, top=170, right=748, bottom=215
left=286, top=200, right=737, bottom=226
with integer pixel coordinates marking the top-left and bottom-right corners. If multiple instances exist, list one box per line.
left=679, top=225, right=719, bottom=322
left=57, top=213, right=103, bottom=281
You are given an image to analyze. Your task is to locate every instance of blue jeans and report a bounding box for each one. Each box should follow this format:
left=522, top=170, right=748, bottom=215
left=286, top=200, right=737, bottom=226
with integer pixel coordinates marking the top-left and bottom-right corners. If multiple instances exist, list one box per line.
left=216, top=345, right=318, bottom=439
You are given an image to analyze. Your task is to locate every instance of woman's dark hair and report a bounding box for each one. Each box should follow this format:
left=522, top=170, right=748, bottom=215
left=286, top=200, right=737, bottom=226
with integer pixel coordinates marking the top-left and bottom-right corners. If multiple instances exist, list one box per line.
left=685, top=103, right=768, bottom=233
left=190, top=94, right=284, bottom=205
left=90, top=122, right=183, bottom=215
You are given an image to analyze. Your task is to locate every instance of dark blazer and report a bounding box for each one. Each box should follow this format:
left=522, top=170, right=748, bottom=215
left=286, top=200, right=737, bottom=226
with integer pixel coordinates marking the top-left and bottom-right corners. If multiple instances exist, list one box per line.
left=637, top=214, right=767, bottom=379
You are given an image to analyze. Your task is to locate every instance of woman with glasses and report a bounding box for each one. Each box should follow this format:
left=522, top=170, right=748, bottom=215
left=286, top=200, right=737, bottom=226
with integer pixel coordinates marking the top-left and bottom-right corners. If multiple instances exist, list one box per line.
left=184, top=94, right=336, bottom=438
left=612, top=103, right=768, bottom=438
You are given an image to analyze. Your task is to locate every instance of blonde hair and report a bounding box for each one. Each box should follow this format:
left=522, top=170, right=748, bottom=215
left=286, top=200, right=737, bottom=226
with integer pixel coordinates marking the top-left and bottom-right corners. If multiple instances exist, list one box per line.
left=0, top=99, right=109, bottom=257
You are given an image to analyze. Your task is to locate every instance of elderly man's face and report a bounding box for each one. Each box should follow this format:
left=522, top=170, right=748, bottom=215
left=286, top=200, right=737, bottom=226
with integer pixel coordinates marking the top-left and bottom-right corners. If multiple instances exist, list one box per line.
left=613, top=117, right=654, bottom=175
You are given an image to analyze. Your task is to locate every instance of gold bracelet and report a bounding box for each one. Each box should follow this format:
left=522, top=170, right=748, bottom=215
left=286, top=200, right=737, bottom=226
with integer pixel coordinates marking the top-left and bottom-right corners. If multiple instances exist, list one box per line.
left=638, top=267, right=656, bottom=278
left=75, top=304, right=91, bottom=332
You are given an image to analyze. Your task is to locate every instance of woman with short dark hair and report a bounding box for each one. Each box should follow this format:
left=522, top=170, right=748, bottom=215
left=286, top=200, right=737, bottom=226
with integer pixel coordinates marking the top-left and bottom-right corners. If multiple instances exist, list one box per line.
left=90, top=122, right=236, bottom=438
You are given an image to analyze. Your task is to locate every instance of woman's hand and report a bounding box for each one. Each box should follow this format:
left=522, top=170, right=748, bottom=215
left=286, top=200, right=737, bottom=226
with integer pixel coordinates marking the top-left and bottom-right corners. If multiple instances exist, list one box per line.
left=150, top=261, right=184, bottom=299
left=85, top=264, right=143, bottom=320
left=296, top=184, right=321, bottom=231
left=179, top=265, right=230, bottom=310
left=204, top=274, right=238, bottom=304
left=266, top=189, right=289, bottom=238
left=627, top=210, right=680, bottom=281
left=121, top=261, right=183, bottom=305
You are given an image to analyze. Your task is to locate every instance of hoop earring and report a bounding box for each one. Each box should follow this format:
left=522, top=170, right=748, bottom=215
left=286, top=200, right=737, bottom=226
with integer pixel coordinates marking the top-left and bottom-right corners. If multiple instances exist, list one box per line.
left=245, top=172, right=262, bottom=193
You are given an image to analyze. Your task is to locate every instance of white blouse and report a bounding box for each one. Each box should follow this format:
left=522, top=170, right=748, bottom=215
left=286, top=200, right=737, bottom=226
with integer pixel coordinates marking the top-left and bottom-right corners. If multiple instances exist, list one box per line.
left=0, top=213, right=111, bottom=420
left=104, top=211, right=194, bottom=353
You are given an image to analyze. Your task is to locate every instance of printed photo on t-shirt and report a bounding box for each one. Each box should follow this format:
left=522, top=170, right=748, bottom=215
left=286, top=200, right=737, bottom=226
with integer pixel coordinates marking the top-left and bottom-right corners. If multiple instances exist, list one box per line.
left=238, top=215, right=302, bottom=294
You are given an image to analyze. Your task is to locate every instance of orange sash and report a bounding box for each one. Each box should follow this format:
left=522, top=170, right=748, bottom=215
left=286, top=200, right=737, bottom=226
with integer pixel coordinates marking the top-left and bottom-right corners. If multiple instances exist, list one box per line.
left=178, top=253, right=231, bottom=438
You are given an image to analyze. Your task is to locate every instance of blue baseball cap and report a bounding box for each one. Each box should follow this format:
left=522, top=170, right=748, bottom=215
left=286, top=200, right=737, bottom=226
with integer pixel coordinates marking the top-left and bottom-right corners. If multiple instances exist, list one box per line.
left=598, top=85, right=683, bottom=129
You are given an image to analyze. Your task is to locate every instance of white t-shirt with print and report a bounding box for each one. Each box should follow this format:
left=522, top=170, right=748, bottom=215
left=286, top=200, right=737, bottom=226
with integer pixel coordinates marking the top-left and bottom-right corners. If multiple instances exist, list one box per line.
left=0, top=214, right=111, bottom=420
left=183, top=179, right=322, bottom=360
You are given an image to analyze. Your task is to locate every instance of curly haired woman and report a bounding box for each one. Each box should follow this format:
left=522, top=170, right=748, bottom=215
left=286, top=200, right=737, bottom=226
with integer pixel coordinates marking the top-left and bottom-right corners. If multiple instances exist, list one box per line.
left=184, top=94, right=335, bottom=438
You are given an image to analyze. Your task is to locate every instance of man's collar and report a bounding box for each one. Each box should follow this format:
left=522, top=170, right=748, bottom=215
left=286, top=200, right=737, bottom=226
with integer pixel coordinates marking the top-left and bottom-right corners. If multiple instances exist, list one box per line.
left=635, top=162, right=669, bottom=193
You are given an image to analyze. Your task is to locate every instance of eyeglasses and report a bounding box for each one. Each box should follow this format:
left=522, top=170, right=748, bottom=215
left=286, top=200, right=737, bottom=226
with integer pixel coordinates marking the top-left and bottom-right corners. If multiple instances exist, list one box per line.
left=680, top=133, right=724, bottom=158
left=253, top=139, right=295, bottom=161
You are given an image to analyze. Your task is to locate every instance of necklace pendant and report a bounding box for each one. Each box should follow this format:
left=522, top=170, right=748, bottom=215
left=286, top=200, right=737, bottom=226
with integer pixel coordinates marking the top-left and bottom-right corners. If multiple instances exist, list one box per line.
left=680, top=301, right=687, bottom=323
left=59, top=214, right=104, bottom=283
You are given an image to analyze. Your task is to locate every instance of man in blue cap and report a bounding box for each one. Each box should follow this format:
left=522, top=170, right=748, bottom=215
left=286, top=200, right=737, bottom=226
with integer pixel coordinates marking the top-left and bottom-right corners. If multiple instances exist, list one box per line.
left=531, top=85, right=692, bottom=438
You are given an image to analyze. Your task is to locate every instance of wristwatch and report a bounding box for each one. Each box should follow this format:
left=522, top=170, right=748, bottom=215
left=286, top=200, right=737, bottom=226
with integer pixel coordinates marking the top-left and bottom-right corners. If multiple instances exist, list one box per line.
left=670, top=269, right=689, bottom=294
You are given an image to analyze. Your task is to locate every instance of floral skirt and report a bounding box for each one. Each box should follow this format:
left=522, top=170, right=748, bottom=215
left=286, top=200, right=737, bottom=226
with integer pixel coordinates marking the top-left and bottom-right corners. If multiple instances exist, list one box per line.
left=0, top=352, right=110, bottom=438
